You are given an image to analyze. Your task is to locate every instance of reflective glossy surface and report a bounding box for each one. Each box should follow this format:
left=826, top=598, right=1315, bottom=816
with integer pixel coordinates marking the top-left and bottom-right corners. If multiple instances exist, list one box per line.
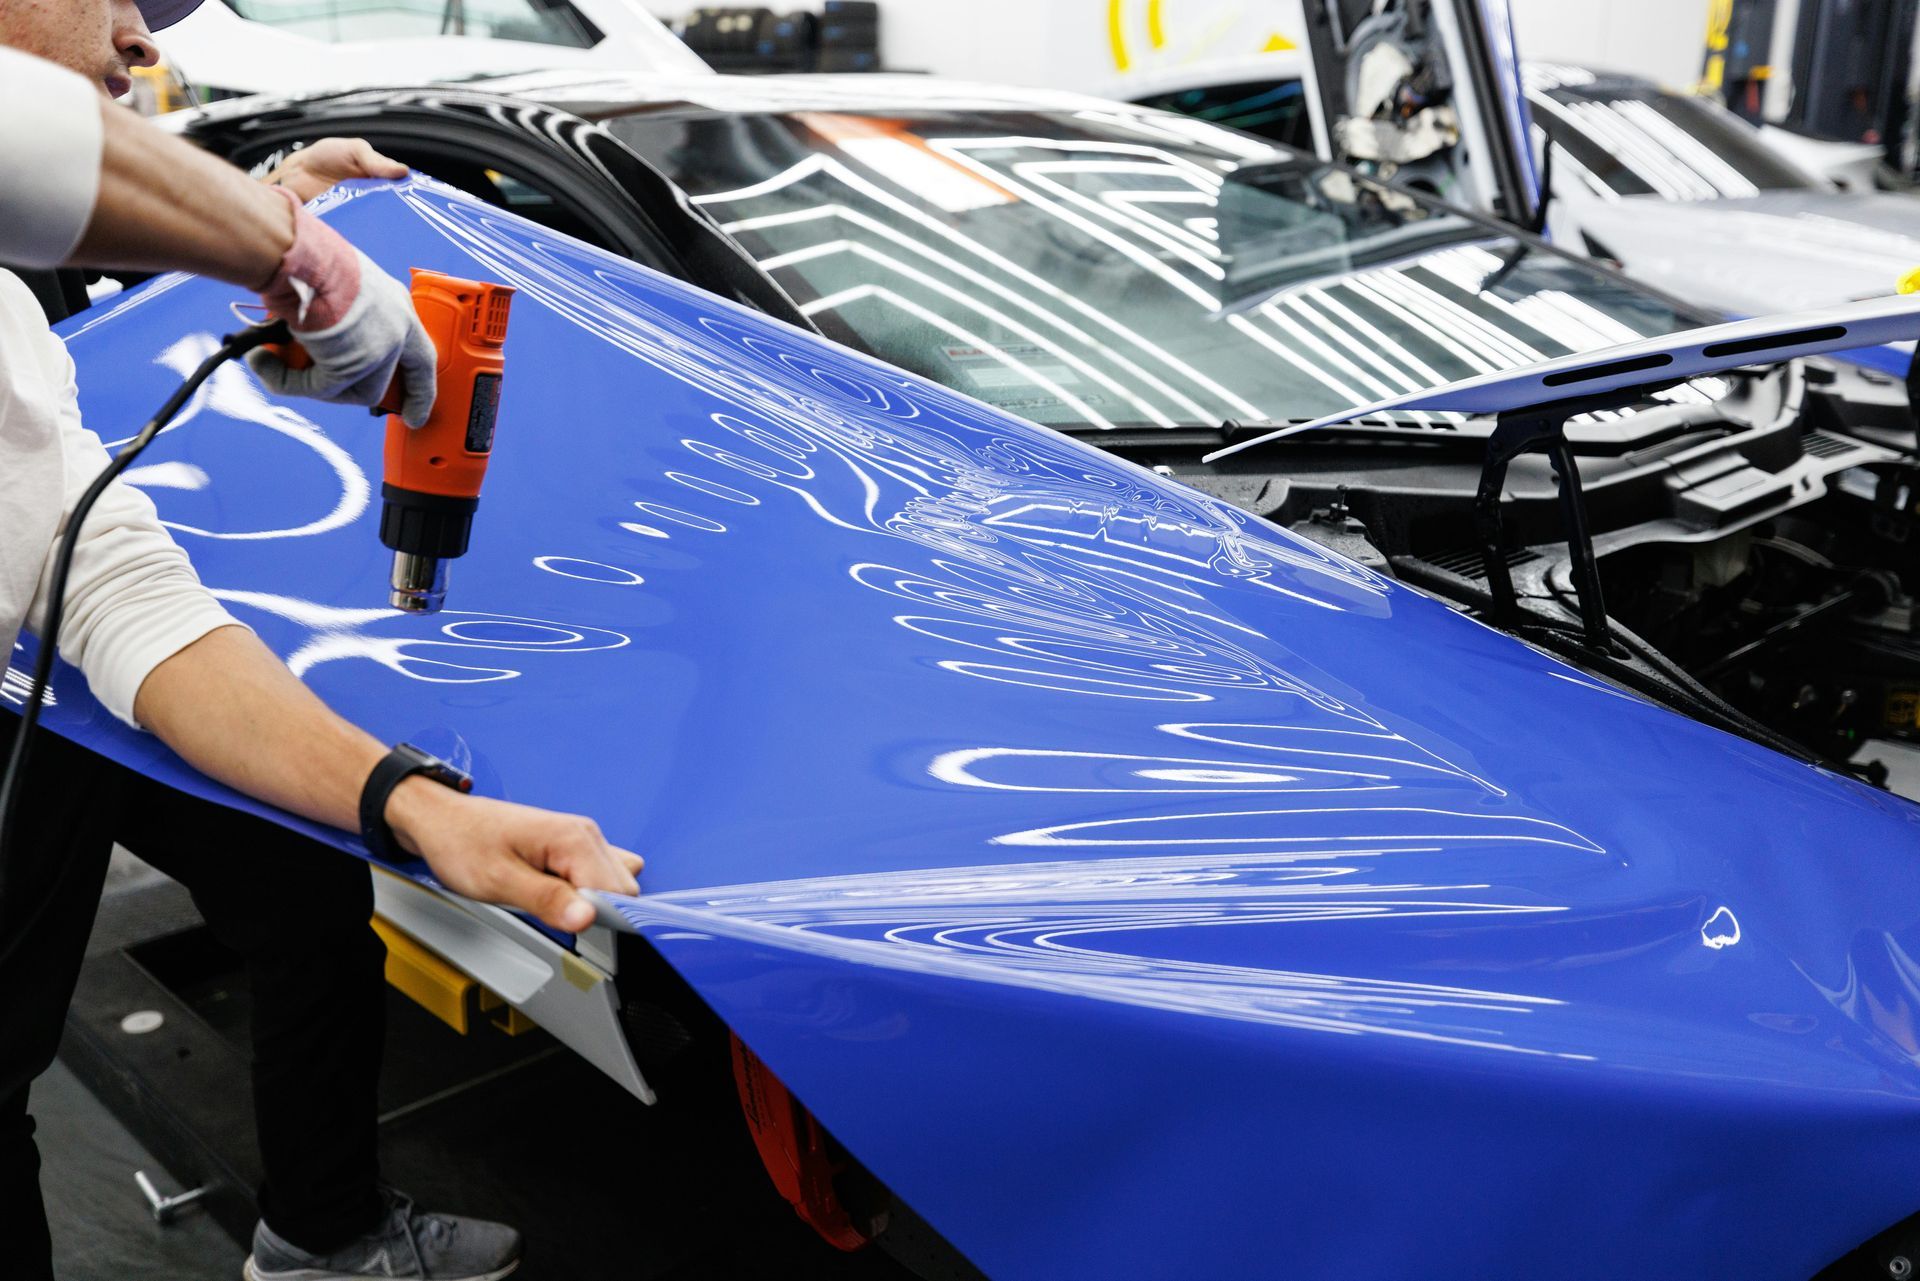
left=1208, top=291, right=1920, bottom=457
left=18, top=181, right=1920, bottom=1280
left=605, top=99, right=1697, bottom=431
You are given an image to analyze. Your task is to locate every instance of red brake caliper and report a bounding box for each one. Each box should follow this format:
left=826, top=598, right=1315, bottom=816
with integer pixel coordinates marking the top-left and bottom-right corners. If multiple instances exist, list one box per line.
left=730, top=1033, right=872, bottom=1251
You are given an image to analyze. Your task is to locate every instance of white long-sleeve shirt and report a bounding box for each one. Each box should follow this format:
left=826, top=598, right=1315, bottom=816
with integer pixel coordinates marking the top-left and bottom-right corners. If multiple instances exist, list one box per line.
left=1, top=49, right=239, bottom=727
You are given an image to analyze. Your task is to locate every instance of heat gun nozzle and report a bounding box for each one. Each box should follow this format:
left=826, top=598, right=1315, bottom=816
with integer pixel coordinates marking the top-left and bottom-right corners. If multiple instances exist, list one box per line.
left=390, top=552, right=448, bottom=614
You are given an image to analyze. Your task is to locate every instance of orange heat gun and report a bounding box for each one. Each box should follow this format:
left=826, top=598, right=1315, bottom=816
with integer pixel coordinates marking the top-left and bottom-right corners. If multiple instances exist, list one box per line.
left=267, top=269, right=516, bottom=613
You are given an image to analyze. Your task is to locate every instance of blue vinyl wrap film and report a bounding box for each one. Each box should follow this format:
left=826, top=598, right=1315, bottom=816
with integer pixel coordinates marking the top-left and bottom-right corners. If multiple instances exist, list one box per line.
left=11, top=179, right=1920, bottom=1279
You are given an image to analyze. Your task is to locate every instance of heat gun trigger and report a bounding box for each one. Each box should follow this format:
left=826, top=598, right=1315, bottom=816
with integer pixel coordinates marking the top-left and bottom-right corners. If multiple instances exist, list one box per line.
left=234, top=308, right=408, bottom=418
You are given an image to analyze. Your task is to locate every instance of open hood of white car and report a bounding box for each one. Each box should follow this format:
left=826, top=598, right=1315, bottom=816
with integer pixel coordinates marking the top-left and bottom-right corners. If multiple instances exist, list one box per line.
left=1562, top=191, right=1920, bottom=316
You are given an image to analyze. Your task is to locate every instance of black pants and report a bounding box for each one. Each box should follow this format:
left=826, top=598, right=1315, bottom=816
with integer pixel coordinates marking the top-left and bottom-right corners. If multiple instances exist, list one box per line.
left=0, top=721, right=389, bottom=1277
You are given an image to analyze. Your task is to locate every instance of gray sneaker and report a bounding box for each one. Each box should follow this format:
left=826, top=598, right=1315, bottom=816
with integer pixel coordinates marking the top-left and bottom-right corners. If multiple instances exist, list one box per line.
left=242, top=1187, right=523, bottom=1281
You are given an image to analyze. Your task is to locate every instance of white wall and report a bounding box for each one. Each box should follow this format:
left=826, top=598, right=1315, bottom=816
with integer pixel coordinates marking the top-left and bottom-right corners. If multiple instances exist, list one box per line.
left=640, top=0, right=1315, bottom=92
left=1506, top=0, right=1712, bottom=89
left=876, top=0, right=1109, bottom=86
left=883, top=0, right=1316, bottom=89
left=640, top=0, right=1715, bottom=94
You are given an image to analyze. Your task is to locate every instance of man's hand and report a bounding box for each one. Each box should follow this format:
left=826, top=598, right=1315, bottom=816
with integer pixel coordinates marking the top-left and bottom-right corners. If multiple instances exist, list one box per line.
left=134, top=628, right=644, bottom=935
left=387, top=783, right=644, bottom=934
left=266, top=138, right=409, bottom=203
left=246, top=186, right=438, bottom=426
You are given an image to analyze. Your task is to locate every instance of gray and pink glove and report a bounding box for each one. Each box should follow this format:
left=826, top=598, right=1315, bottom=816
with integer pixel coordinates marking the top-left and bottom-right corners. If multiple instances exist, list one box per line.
left=246, top=185, right=438, bottom=427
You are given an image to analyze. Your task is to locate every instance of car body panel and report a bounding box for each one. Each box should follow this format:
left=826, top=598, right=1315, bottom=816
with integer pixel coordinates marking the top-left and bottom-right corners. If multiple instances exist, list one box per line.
left=15, top=180, right=1920, bottom=1278
left=1207, top=291, right=1920, bottom=458
left=1526, top=66, right=1920, bottom=314
left=1758, top=124, right=1888, bottom=191
left=478, top=68, right=1114, bottom=111
left=1551, top=191, right=1920, bottom=314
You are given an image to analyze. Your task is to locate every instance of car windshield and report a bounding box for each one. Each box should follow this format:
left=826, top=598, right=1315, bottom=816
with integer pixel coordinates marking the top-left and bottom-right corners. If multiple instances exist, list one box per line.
left=1530, top=81, right=1818, bottom=200
left=219, top=0, right=599, bottom=46
left=604, top=105, right=1699, bottom=430
left=1130, top=80, right=1315, bottom=152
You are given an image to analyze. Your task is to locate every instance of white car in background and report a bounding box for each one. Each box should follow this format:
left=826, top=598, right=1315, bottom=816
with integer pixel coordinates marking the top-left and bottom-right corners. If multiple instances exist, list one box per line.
left=1119, top=54, right=1920, bottom=322
left=154, top=0, right=707, bottom=102
left=1754, top=123, right=1890, bottom=193
left=1525, top=63, right=1920, bottom=318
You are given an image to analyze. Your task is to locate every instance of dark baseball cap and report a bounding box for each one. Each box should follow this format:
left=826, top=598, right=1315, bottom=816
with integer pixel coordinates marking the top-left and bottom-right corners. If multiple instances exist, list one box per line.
left=136, top=0, right=208, bottom=31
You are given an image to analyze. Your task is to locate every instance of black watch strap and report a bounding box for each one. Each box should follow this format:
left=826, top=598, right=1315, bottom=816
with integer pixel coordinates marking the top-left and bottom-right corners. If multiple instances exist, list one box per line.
left=359, top=743, right=473, bottom=859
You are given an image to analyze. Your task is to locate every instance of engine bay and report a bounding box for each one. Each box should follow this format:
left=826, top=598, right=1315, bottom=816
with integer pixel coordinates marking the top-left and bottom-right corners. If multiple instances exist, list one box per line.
left=1089, top=356, right=1920, bottom=788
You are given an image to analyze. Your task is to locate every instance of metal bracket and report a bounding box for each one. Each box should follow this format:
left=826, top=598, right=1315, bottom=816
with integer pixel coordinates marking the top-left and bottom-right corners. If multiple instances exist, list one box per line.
left=368, top=869, right=654, bottom=1103
left=1471, top=382, right=1688, bottom=650
left=1474, top=406, right=1608, bottom=648
left=134, top=1170, right=210, bottom=1225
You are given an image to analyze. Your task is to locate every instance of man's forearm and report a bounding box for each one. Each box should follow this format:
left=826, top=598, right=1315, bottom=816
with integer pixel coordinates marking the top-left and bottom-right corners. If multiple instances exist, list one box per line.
left=129, top=625, right=645, bottom=931
left=131, top=625, right=384, bottom=833
left=74, top=99, right=294, bottom=290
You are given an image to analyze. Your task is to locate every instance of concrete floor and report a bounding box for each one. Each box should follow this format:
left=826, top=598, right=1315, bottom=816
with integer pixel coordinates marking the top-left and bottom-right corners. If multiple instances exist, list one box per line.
left=38, top=1059, right=245, bottom=1280
left=38, top=1034, right=915, bottom=1281
left=37, top=850, right=244, bottom=1277
left=38, top=851, right=925, bottom=1281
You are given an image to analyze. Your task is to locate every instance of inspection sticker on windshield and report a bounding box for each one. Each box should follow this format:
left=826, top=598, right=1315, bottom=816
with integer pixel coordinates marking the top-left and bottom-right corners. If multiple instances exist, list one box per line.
left=942, top=343, right=1084, bottom=390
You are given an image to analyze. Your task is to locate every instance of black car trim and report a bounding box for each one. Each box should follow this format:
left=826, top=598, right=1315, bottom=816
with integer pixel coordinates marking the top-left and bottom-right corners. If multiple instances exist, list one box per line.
left=190, top=94, right=820, bottom=336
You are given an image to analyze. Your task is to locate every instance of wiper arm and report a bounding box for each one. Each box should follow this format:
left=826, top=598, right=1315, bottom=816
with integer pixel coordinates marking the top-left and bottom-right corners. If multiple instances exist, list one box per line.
left=1203, top=293, right=1920, bottom=465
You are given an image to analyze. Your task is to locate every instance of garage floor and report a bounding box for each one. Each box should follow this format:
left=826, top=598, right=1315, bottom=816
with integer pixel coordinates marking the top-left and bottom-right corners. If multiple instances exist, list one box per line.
left=41, top=853, right=923, bottom=1281
left=39, top=1059, right=245, bottom=1279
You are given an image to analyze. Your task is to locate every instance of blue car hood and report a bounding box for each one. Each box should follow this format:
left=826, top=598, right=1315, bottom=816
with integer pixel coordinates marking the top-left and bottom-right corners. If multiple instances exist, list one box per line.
left=26, top=179, right=1920, bottom=1280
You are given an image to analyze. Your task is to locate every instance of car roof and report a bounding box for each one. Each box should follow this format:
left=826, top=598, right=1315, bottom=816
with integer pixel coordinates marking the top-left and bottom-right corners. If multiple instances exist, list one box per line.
left=176, top=68, right=1174, bottom=131
left=1521, top=61, right=1665, bottom=98
left=489, top=68, right=1138, bottom=114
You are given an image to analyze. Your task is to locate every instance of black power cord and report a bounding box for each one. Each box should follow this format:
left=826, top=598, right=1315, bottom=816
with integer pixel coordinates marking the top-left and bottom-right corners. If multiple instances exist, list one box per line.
left=0, top=321, right=289, bottom=910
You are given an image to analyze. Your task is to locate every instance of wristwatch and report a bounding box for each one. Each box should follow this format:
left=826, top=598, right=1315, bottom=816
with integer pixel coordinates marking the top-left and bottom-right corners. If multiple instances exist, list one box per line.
left=359, top=743, right=473, bottom=860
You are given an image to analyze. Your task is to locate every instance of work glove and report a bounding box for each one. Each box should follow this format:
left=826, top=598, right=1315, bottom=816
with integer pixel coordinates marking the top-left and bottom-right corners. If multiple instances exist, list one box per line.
left=247, top=185, right=438, bottom=427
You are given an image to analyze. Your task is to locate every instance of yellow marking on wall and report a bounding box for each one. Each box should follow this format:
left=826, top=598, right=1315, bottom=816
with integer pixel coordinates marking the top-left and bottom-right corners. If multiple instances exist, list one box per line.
left=1109, top=0, right=1131, bottom=70
left=1705, top=0, right=1732, bottom=50
left=1110, top=1, right=1279, bottom=74
left=1698, top=0, right=1733, bottom=93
